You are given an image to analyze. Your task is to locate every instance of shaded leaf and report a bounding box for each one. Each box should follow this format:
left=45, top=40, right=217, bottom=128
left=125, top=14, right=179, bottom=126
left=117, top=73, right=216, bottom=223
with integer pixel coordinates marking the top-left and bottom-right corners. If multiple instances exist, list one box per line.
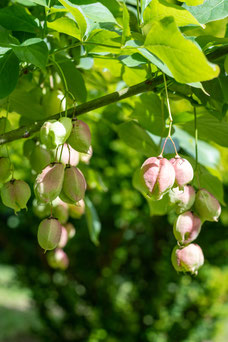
left=13, top=38, right=48, bottom=69
left=0, top=5, right=39, bottom=33
left=0, top=51, right=19, bottom=99
left=117, top=121, right=158, bottom=156
left=85, top=196, right=101, bottom=246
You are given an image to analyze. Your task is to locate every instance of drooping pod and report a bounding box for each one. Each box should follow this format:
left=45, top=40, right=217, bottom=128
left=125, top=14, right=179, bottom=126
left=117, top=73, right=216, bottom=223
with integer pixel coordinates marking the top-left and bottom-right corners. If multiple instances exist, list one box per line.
left=140, top=156, right=175, bottom=200
left=34, top=163, right=65, bottom=203
left=170, top=156, right=194, bottom=188
left=80, top=146, right=93, bottom=164
left=67, top=119, right=91, bottom=153
left=1, top=179, right=31, bottom=213
left=29, top=145, right=53, bottom=173
left=52, top=197, right=69, bottom=224
left=194, top=188, right=221, bottom=222
left=171, top=243, right=204, bottom=275
left=32, top=199, right=51, bottom=219
left=47, top=248, right=69, bottom=270
left=0, top=157, right=11, bottom=183
left=37, top=217, right=62, bottom=251
left=169, top=185, right=196, bottom=214
left=60, top=166, right=86, bottom=204
left=56, top=143, right=79, bottom=166
left=40, top=117, right=72, bottom=150
left=173, top=211, right=202, bottom=245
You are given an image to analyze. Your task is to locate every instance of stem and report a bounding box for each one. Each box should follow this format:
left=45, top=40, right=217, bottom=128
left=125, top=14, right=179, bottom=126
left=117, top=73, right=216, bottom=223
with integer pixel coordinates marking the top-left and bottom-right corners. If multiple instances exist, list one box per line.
left=137, top=0, right=140, bottom=26
left=194, top=106, right=198, bottom=171
left=0, top=77, right=163, bottom=146
left=160, top=74, right=178, bottom=156
left=51, top=57, right=69, bottom=116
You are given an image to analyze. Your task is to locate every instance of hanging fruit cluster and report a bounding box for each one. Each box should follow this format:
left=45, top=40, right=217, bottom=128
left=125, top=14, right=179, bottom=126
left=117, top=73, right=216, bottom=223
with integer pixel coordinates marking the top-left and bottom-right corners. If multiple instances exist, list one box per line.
left=0, top=116, right=92, bottom=271
left=139, top=154, right=221, bottom=275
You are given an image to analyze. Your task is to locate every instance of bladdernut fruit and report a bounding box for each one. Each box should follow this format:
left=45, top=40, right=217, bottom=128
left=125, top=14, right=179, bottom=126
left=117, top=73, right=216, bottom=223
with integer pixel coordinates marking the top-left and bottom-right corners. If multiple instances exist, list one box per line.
left=60, top=166, right=86, bottom=204
left=173, top=211, right=202, bottom=245
left=1, top=179, right=31, bottom=213
left=40, top=117, right=72, bottom=150
left=34, top=163, right=65, bottom=203
left=140, top=156, right=175, bottom=200
left=194, top=188, right=221, bottom=222
left=170, top=156, right=194, bottom=188
left=37, top=217, right=62, bottom=251
left=169, top=185, right=196, bottom=214
left=171, top=243, right=204, bottom=275
left=67, top=119, right=91, bottom=153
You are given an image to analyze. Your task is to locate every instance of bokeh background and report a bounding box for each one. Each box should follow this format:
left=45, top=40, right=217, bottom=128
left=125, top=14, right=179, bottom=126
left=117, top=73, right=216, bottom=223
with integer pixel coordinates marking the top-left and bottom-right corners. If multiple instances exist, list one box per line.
left=0, top=112, right=228, bottom=342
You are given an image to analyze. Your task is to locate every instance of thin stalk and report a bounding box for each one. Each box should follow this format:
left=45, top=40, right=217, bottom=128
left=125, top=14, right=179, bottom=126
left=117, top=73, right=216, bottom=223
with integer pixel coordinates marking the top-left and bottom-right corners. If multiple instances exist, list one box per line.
left=194, top=106, right=198, bottom=171
left=160, top=74, right=178, bottom=156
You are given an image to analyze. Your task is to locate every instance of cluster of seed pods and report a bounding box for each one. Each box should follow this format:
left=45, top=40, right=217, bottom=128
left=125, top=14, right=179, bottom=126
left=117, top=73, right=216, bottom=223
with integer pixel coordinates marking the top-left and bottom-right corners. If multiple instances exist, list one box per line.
left=25, top=117, right=92, bottom=270
left=140, top=154, right=221, bottom=275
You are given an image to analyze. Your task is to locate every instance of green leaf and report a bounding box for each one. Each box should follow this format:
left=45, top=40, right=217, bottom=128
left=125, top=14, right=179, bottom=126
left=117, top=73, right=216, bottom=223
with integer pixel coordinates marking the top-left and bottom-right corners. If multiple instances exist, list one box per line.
left=146, top=193, right=170, bottom=216
left=177, top=111, right=228, bottom=147
left=76, top=1, right=117, bottom=24
left=47, top=16, right=81, bottom=39
left=29, top=0, right=49, bottom=5
left=87, top=29, right=121, bottom=53
left=144, top=17, right=219, bottom=83
left=12, top=38, right=48, bottom=69
left=117, top=121, right=158, bottom=156
left=0, top=51, right=19, bottom=99
left=58, top=0, right=87, bottom=39
left=59, top=58, right=87, bottom=103
left=123, top=66, right=148, bottom=86
left=0, top=5, right=39, bottom=33
left=85, top=196, right=101, bottom=246
left=131, top=93, right=168, bottom=136
left=179, top=0, right=204, bottom=5
left=184, top=0, right=228, bottom=24
left=143, top=0, right=202, bottom=29
left=121, top=3, right=131, bottom=45
left=119, top=53, right=148, bottom=67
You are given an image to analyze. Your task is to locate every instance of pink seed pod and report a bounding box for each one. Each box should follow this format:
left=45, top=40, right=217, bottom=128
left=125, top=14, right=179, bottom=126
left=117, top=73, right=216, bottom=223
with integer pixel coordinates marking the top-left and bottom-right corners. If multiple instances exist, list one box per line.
left=60, top=166, right=87, bottom=204
left=30, top=145, right=52, bottom=173
left=0, top=157, right=11, bottom=183
left=37, top=217, right=62, bottom=251
left=67, top=119, right=91, bottom=153
left=195, top=188, right=221, bottom=222
left=141, top=156, right=175, bottom=200
left=64, top=222, right=76, bottom=239
left=1, top=179, right=31, bottom=213
left=171, top=243, right=204, bottom=275
left=56, top=143, right=79, bottom=166
left=170, top=156, right=194, bottom=187
left=47, top=248, right=69, bottom=270
left=34, top=163, right=65, bottom=203
left=69, top=199, right=85, bottom=219
left=40, top=117, right=72, bottom=150
left=52, top=197, right=69, bottom=224
left=173, top=211, right=202, bottom=245
left=169, top=185, right=196, bottom=214
left=58, top=226, right=68, bottom=248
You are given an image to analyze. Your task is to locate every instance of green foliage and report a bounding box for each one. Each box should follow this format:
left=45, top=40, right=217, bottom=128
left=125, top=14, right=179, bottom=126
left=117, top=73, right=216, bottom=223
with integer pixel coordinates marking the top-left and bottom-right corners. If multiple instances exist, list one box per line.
left=0, top=0, right=228, bottom=339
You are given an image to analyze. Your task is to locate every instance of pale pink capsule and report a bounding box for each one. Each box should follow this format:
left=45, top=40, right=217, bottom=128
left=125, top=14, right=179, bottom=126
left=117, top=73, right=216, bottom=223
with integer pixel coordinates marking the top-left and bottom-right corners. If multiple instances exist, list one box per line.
left=170, top=156, right=194, bottom=187
left=171, top=243, right=204, bottom=275
left=58, top=226, right=68, bottom=248
left=47, top=248, right=69, bottom=270
left=141, top=156, right=175, bottom=200
left=195, top=188, right=221, bottom=222
left=173, top=211, right=202, bottom=245
left=169, top=185, right=195, bottom=214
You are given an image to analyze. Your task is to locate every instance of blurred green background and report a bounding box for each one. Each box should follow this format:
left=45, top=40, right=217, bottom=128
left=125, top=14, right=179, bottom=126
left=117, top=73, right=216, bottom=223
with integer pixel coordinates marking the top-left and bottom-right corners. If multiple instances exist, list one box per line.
left=0, top=112, right=228, bottom=342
